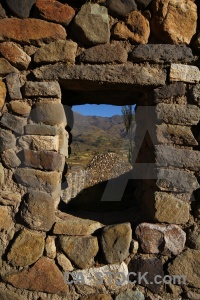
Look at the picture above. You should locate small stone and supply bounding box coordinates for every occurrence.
[0,191,21,206]
[187,227,200,250]
[1,149,21,168]
[71,3,110,46]
[24,81,61,98]
[0,58,18,76]
[24,149,65,172]
[35,0,75,26]
[80,42,127,64]
[130,239,139,254]
[0,289,25,300]
[81,294,112,300]
[101,223,132,264]
[116,289,145,300]
[168,250,200,288]
[45,236,56,259]
[19,135,59,152]
[25,124,58,136]
[0,18,66,46]
[192,84,200,106]
[5,257,68,294]
[1,112,26,134]
[0,42,31,70]
[20,191,55,231]
[7,228,45,267]
[0,81,6,110]
[10,100,31,116]
[153,82,186,102]
[5,0,36,18]
[56,252,73,271]
[53,215,102,235]
[0,4,6,18]
[170,64,200,83]
[136,0,152,9]
[151,0,197,44]
[34,40,77,64]
[108,0,137,17]
[6,73,22,99]
[0,129,16,152]
[59,236,99,269]
[0,206,13,231]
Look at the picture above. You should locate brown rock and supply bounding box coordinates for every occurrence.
[0,81,6,110]
[56,252,73,271]
[0,58,18,76]
[5,257,68,294]
[0,191,21,206]
[7,228,45,266]
[0,206,13,230]
[0,18,66,46]
[80,295,112,300]
[0,162,4,186]
[6,73,22,99]
[0,42,31,70]
[19,135,59,152]
[10,100,31,116]
[151,0,197,44]
[45,236,56,259]
[1,149,21,168]
[0,289,25,300]
[0,112,26,134]
[35,0,75,26]
[59,236,99,269]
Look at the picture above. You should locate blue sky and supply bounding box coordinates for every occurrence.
[73,104,123,117]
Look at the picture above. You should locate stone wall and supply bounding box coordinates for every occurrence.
[0,0,200,299]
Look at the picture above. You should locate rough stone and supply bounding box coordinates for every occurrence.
[10,100,31,117]
[5,0,36,18]
[24,81,61,98]
[0,81,6,110]
[136,0,152,9]
[59,236,99,269]
[135,223,186,255]
[45,236,56,259]
[129,258,164,293]
[0,162,4,186]
[25,124,58,136]
[7,228,44,267]
[194,32,200,51]
[0,18,66,46]
[81,295,112,300]
[116,289,145,300]
[131,44,194,63]
[30,102,66,126]
[154,192,190,224]
[151,0,197,44]
[168,250,200,288]
[0,206,13,231]
[0,191,21,206]
[56,252,73,271]
[187,226,200,250]
[1,149,21,168]
[14,168,61,195]
[170,64,200,83]
[6,73,22,99]
[19,135,59,152]
[0,4,7,18]
[0,58,18,76]
[101,223,131,264]
[153,82,186,102]
[71,3,110,46]
[53,215,102,235]
[0,42,31,70]
[35,0,75,26]
[0,129,16,152]
[5,257,68,294]
[192,84,200,106]
[34,40,77,64]
[1,112,26,134]
[156,104,200,125]
[0,289,25,300]
[20,191,55,231]
[108,0,137,17]
[80,42,127,64]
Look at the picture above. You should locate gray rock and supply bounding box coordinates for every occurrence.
[101,223,132,264]
[71,3,110,46]
[153,82,186,103]
[108,0,137,17]
[25,124,58,136]
[191,84,200,106]
[1,149,21,168]
[0,129,16,152]
[6,73,22,100]
[24,81,61,98]
[131,44,195,63]
[136,0,153,9]
[0,58,18,76]
[116,289,145,300]
[20,191,55,231]
[0,112,26,134]
[5,0,36,18]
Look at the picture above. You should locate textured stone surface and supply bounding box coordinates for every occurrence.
[135,223,186,255]
[19,135,59,152]
[170,64,200,83]
[131,44,194,63]
[101,223,131,263]
[151,0,197,44]
[0,81,6,110]
[168,250,200,288]
[56,252,73,271]
[113,11,150,44]
[5,257,68,293]
[10,101,31,117]
[34,40,77,64]
[1,149,21,168]
[80,42,127,64]
[45,236,56,259]
[0,206,13,230]
[154,192,190,224]
[116,289,145,300]
[0,18,66,46]
[7,228,44,266]
[59,236,98,269]
[0,289,25,300]
[53,215,102,235]
[6,73,22,99]
[153,82,185,102]
[108,0,137,17]
[0,42,31,70]
[194,32,200,51]
[81,295,112,300]
[24,149,64,171]
[35,0,75,26]
[24,81,61,98]
[25,124,58,136]
[192,84,200,106]
[5,0,36,18]
[0,129,16,152]
[0,162,4,186]
[0,58,18,76]
[1,113,26,134]
[72,3,110,46]
[20,191,55,231]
